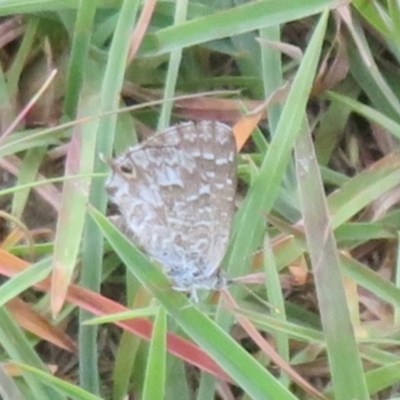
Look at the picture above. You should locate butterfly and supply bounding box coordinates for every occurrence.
[106,121,237,299]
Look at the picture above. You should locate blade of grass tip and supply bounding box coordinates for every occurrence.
[233,111,264,151]
[295,122,369,400]
[142,306,166,400]
[51,95,98,317]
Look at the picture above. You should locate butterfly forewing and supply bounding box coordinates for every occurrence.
[106,121,236,293]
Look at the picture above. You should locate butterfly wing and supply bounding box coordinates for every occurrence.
[106,121,236,291]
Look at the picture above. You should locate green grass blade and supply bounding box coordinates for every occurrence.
[139,0,347,57]
[143,306,166,400]
[0,258,51,309]
[295,124,369,399]
[226,10,329,308]
[89,206,298,400]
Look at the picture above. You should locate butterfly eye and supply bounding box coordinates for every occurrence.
[120,165,133,174]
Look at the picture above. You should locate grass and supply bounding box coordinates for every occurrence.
[0,1,400,399]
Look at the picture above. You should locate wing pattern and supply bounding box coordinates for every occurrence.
[106,121,236,295]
